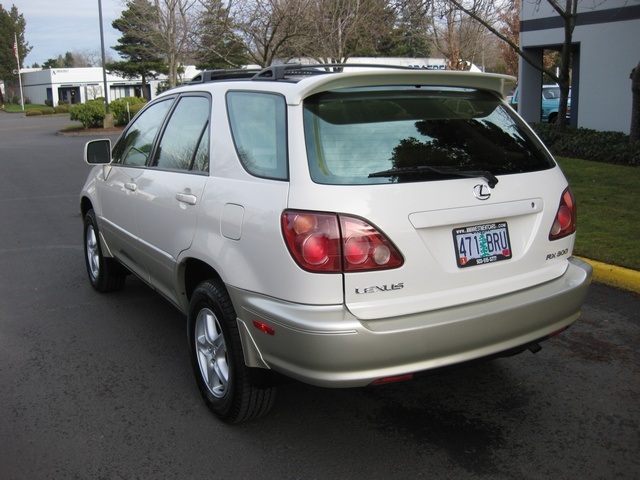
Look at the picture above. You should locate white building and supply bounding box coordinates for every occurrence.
[20,67,167,106]
[518,0,640,134]
[282,57,448,70]
[345,57,447,70]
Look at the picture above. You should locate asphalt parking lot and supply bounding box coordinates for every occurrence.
[0,113,638,479]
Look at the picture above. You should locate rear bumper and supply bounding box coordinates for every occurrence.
[230,257,592,388]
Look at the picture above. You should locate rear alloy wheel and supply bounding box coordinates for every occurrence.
[188,280,275,423]
[83,209,126,292]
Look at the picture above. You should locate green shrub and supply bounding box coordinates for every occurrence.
[110,96,147,126]
[70,101,106,128]
[39,107,55,115]
[129,102,145,117]
[54,105,70,114]
[25,110,43,116]
[531,124,640,166]
[44,99,53,107]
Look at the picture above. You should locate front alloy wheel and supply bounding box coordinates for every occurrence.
[83,209,126,292]
[86,223,101,281]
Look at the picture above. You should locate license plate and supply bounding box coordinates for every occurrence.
[453,222,512,268]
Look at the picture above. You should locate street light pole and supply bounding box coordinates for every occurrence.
[98,0,114,127]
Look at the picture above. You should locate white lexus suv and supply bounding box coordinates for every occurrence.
[81,65,592,423]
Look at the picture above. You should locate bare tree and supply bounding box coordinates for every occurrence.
[151,0,198,86]
[443,0,578,130]
[302,0,394,63]
[232,0,310,67]
[70,49,115,67]
[427,0,500,71]
[40,50,115,68]
[111,0,197,87]
[233,0,427,67]
[497,0,519,76]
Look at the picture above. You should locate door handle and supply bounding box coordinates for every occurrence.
[125,182,137,192]
[176,193,197,205]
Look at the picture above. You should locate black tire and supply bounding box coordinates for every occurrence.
[83,209,126,292]
[188,280,276,423]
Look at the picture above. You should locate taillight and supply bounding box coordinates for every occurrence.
[281,212,341,272]
[282,210,404,273]
[549,187,576,240]
[340,216,403,271]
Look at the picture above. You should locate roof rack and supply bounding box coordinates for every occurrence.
[188,68,262,84]
[190,63,423,84]
[255,63,420,81]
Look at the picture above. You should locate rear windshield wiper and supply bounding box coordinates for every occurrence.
[368,165,499,188]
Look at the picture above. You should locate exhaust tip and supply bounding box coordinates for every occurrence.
[528,343,542,354]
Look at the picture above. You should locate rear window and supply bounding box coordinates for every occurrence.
[543,86,560,99]
[303,87,555,185]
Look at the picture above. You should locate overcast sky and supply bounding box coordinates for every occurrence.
[10,0,124,66]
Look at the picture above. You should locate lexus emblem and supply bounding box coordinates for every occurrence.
[473,184,492,200]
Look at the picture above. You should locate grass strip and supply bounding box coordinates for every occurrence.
[557,157,639,271]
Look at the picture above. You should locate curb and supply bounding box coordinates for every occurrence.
[577,257,640,294]
[58,127,124,137]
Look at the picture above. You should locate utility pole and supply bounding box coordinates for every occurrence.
[13,34,25,111]
[98,0,114,128]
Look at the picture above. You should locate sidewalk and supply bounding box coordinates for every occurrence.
[578,257,640,294]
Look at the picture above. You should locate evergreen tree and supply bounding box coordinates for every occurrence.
[63,51,75,68]
[107,0,166,100]
[42,56,64,69]
[0,4,31,85]
[381,0,431,59]
[195,0,248,70]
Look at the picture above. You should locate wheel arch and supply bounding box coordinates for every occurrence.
[181,258,224,306]
[80,196,93,218]
[187,278,277,422]
[179,258,278,374]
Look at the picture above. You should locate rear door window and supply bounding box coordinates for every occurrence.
[151,95,210,172]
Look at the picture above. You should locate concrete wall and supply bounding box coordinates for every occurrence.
[519,0,640,133]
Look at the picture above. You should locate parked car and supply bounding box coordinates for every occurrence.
[509,84,571,123]
[81,65,592,423]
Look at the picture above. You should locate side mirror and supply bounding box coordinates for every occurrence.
[84,139,112,165]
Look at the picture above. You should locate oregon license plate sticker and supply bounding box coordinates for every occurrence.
[453,222,512,268]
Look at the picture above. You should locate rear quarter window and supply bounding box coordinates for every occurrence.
[227,91,288,180]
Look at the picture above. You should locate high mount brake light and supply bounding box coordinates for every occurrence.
[549,187,576,240]
[282,211,404,273]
